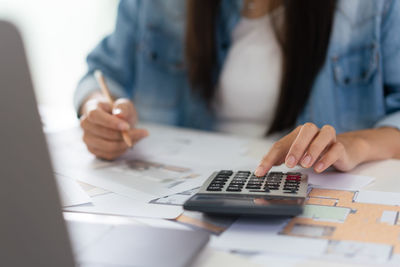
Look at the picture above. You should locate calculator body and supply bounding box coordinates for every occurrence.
[184,171,308,216]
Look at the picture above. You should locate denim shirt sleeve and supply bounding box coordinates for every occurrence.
[375,0,400,130]
[73,0,140,113]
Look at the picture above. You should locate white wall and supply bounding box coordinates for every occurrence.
[0,0,119,109]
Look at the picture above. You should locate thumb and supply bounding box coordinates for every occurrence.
[112,98,137,126]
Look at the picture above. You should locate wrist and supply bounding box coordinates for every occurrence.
[338,127,400,164]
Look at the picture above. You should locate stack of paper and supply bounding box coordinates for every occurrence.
[46,123,255,220]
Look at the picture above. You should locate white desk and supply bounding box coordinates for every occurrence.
[42,107,400,266]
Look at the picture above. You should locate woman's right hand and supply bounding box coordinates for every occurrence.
[79,93,149,160]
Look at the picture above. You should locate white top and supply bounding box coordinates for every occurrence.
[213,10,283,137]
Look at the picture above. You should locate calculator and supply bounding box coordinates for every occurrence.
[183,170,308,216]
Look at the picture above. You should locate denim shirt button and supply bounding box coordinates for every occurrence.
[151,52,158,60]
[361,70,368,78]
[344,77,351,84]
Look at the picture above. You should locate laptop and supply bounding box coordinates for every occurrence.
[0,21,209,267]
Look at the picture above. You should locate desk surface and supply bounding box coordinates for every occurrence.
[43,107,400,267]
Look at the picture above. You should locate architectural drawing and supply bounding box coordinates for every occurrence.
[281,188,400,261]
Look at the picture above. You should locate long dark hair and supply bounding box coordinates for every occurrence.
[185,0,337,134]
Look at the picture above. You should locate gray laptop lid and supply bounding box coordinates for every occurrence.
[0,21,75,267]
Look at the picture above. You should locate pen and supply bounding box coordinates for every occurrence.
[94,70,133,147]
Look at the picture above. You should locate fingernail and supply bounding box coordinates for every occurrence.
[254,166,265,177]
[315,162,324,172]
[286,155,296,168]
[118,122,130,131]
[301,155,312,167]
[113,108,122,115]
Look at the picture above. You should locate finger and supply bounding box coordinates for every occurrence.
[85,108,130,131]
[80,118,123,141]
[113,98,137,126]
[313,142,345,173]
[285,123,320,168]
[254,126,302,176]
[128,128,149,143]
[86,145,124,161]
[300,125,336,168]
[83,97,112,115]
[83,132,128,153]
[97,101,113,113]
[254,142,289,176]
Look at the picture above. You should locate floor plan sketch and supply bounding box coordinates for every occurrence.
[281,188,400,262]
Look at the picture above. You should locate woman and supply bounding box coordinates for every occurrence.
[75,0,400,176]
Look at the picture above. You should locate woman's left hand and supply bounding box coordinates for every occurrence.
[254,123,369,176]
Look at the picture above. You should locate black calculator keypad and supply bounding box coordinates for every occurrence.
[205,170,306,197]
[226,171,250,191]
[206,171,233,191]
[282,174,301,194]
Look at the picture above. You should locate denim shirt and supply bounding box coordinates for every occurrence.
[74,0,400,134]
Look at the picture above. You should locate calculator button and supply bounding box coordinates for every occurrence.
[247,183,263,187]
[283,187,299,191]
[216,173,231,177]
[219,170,233,175]
[284,181,298,184]
[230,181,245,185]
[210,183,225,187]
[286,178,301,182]
[246,182,263,185]
[267,177,282,180]
[234,176,249,180]
[207,186,222,191]
[265,184,279,188]
[215,176,230,180]
[266,183,280,187]
[235,173,250,178]
[213,178,228,183]
[249,179,265,183]
[228,184,243,188]
[209,185,224,189]
[268,172,283,177]
[284,183,299,187]
[247,181,263,184]
[235,175,248,178]
[246,185,262,189]
[226,187,242,192]
[213,177,227,181]
[232,178,247,182]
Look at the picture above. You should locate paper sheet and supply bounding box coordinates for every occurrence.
[55,174,91,207]
[249,253,308,267]
[46,124,255,202]
[268,166,375,191]
[211,217,328,257]
[65,192,183,219]
[354,190,400,206]
[307,172,374,190]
